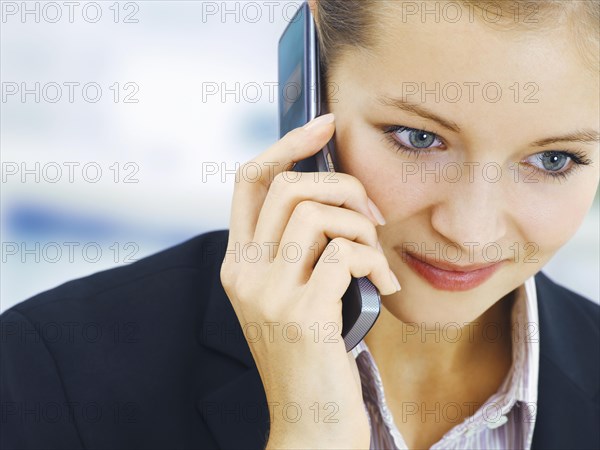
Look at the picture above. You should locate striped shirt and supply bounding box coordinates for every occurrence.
[351,275,540,449]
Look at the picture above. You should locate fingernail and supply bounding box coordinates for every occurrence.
[303,113,335,131]
[367,197,386,226]
[389,269,401,292]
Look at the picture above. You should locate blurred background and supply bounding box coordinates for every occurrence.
[1,0,598,313]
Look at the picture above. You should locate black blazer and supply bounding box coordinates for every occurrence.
[1,230,598,450]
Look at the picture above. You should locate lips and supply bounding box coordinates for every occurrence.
[397,248,506,291]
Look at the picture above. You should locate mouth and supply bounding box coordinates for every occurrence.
[396,248,506,292]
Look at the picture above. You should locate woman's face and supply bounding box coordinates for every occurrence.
[327,10,599,326]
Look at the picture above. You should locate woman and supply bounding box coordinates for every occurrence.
[1,1,598,449]
[223,0,599,448]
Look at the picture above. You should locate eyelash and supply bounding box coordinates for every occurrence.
[383,125,444,155]
[382,125,593,182]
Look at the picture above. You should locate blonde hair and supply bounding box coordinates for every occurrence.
[315,0,600,76]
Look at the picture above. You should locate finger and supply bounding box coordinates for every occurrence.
[227,114,336,248]
[306,237,400,307]
[252,171,383,249]
[270,202,380,285]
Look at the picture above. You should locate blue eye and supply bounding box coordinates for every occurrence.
[527,151,570,172]
[381,124,593,182]
[522,150,592,181]
[383,125,444,154]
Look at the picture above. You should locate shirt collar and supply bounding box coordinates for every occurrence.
[510,275,540,405]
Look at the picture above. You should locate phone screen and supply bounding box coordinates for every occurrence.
[278,3,322,173]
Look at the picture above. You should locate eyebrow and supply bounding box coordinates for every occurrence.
[376,95,462,133]
[376,94,600,147]
[530,130,600,147]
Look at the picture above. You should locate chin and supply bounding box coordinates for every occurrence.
[380,277,513,328]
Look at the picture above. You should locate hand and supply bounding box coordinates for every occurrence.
[220,113,401,449]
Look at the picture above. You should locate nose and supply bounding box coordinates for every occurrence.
[430,168,508,259]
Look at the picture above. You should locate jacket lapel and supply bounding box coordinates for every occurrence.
[531,271,599,449]
[534,271,599,397]
[196,261,269,449]
[196,367,269,449]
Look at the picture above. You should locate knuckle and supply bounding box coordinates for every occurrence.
[329,237,351,255]
[236,161,252,183]
[346,174,368,197]
[270,171,291,194]
[292,200,319,223]
[234,160,263,189]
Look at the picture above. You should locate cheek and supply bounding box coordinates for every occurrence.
[507,175,598,255]
[335,126,436,221]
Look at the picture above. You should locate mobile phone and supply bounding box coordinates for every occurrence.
[277,1,381,352]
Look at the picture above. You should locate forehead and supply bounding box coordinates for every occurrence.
[332,8,599,142]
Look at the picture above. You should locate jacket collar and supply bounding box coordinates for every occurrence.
[196,232,268,448]
[196,268,256,369]
[534,271,599,399]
